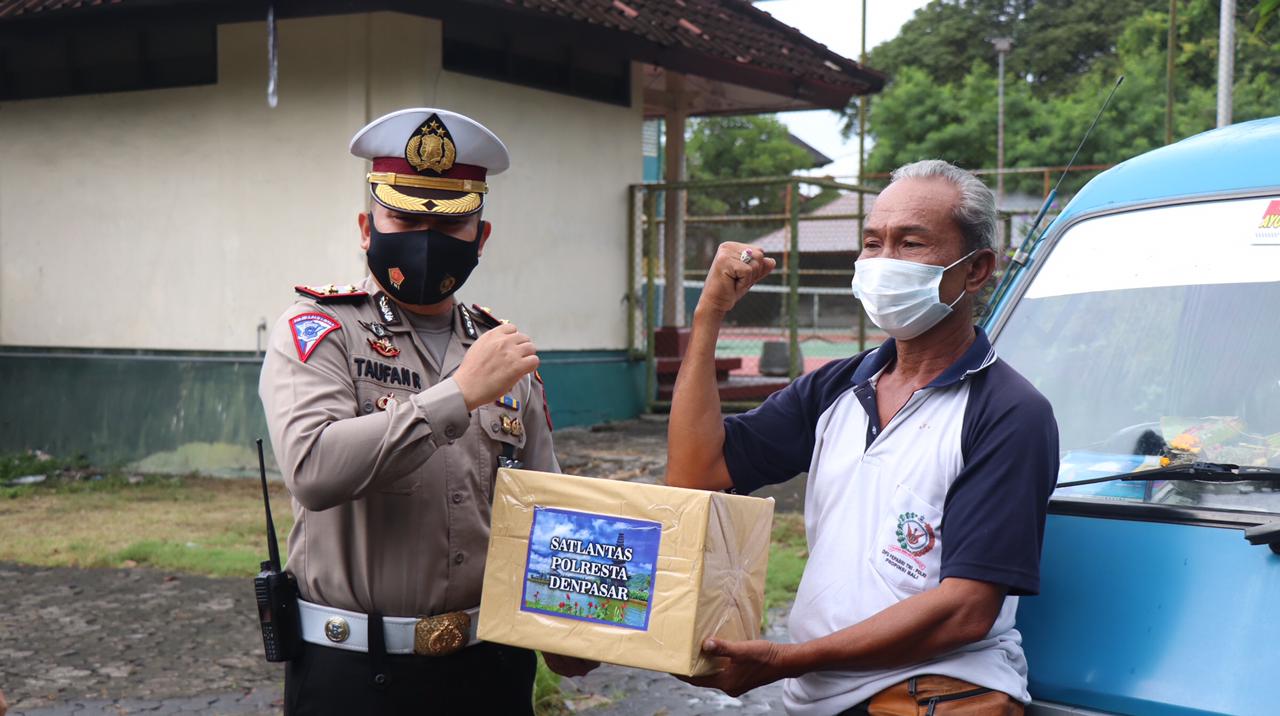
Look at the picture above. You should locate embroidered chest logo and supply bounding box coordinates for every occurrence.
[288,313,341,363]
[895,512,936,558]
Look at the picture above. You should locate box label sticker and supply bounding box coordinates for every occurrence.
[521,506,661,630]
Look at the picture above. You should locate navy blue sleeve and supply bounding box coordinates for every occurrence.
[940,359,1059,596]
[722,355,861,495]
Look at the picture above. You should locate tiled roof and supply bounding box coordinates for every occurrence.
[0,0,884,103]
[491,0,881,94]
[0,0,119,18]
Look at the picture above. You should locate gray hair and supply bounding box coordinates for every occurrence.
[889,159,996,254]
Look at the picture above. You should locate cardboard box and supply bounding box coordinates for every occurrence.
[478,468,774,676]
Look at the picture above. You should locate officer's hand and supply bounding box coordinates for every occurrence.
[0,686,8,716]
[697,243,777,317]
[542,652,600,678]
[453,323,539,411]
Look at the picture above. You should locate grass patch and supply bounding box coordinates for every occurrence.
[765,512,808,614]
[533,653,567,716]
[0,471,291,577]
[0,457,809,715]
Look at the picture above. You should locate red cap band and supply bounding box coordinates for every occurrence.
[371,158,487,181]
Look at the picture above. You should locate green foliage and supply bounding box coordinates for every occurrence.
[857,0,1280,196]
[534,654,568,716]
[686,114,818,216]
[764,513,807,615]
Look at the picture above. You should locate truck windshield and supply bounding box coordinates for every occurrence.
[994,195,1280,513]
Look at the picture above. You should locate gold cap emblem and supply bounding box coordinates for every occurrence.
[405,114,457,174]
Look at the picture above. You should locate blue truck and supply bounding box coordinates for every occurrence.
[985,116,1280,715]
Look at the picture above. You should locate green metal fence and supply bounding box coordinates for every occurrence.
[626,175,1056,412]
[628,175,879,411]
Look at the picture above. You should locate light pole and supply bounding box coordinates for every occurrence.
[992,37,1013,248]
[1217,0,1235,127]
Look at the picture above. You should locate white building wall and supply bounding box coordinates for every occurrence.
[0,12,642,352]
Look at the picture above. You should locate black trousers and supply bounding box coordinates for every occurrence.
[285,637,537,715]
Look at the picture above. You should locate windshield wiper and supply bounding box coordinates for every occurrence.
[1057,461,1280,489]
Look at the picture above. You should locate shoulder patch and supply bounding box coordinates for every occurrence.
[289,312,342,362]
[295,284,368,302]
[470,304,505,330]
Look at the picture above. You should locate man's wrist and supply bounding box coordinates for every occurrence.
[693,303,728,324]
[773,640,817,680]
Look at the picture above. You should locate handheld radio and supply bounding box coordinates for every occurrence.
[253,438,300,662]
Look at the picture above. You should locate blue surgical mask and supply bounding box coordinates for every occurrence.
[850,251,976,340]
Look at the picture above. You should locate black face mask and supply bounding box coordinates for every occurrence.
[366,214,481,306]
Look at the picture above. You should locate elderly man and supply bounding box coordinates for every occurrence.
[260,108,590,715]
[666,160,1059,715]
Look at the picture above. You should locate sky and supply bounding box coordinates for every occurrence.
[755,0,933,179]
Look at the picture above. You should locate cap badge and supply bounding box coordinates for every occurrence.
[406,114,456,174]
[388,267,406,290]
[439,275,456,294]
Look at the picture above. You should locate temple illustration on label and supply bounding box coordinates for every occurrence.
[521,507,661,631]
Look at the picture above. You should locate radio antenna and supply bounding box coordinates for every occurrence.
[256,439,282,571]
[989,75,1124,309]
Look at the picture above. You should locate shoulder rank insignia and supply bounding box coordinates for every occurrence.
[295,284,368,302]
[289,312,341,363]
[458,304,478,340]
[495,394,521,411]
[469,304,506,330]
[368,336,400,358]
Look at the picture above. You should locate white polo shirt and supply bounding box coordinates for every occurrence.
[723,328,1058,715]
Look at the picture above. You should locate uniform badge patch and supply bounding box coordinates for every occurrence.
[368,337,400,358]
[388,267,406,290]
[895,512,937,558]
[289,313,341,363]
[359,320,390,339]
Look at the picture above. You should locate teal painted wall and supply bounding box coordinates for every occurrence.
[0,349,643,475]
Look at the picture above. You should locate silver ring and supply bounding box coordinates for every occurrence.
[739,249,753,265]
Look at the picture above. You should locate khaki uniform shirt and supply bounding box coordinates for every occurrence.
[259,276,558,617]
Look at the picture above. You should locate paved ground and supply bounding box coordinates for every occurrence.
[3,418,799,716]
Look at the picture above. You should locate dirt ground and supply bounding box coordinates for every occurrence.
[1,418,796,715]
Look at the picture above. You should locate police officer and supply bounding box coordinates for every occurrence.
[259,108,592,715]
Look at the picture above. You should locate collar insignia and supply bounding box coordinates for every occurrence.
[376,293,402,325]
[405,113,457,175]
[458,304,478,340]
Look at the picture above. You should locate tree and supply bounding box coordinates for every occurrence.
[856,0,1280,196]
[685,114,818,216]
